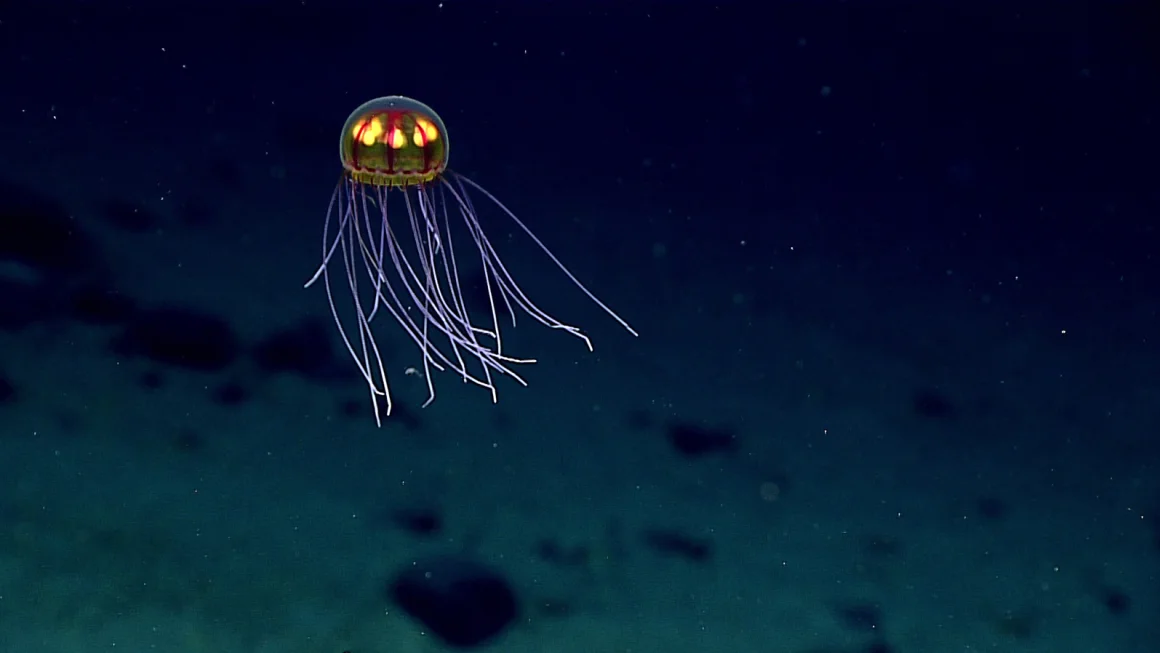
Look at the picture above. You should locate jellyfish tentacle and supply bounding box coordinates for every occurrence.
[320,96,636,421]
[452,173,639,338]
[431,184,502,393]
[342,191,393,422]
[353,190,524,393]
[444,179,593,349]
[319,186,379,388]
[306,177,355,290]
[413,186,499,397]
[405,188,470,399]
[312,195,392,425]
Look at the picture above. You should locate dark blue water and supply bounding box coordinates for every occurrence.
[1,3,1156,652]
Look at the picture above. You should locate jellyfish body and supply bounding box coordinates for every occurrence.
[305,96,636,425]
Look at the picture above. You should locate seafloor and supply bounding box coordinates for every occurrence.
[1,105,1156,653]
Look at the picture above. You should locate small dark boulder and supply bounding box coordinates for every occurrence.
[388,555,518,648]
[665,422,737,458]
[211,380,250,406]
[975,496,1008,521]
[1102,587,1130,616]
[67,284,138,325]
[0,179,101,280]
[0,181,109,330]
[391,507,443,536]
[251,318,343,381]
[112,307,240,372]
[642,528,713,563]
[912,388,955,419]
[138,370,165,390]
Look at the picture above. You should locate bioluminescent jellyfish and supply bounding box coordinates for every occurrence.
[304,96,636,425]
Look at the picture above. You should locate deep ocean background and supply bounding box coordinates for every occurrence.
[1,2,1158,652]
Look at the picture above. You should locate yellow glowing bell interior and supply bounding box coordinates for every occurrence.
[339,96,449,187]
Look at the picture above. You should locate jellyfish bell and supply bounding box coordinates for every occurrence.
[340,95,448,187]
[305,95,636,426]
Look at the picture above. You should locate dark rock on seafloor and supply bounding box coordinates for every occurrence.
[388,555,518,648]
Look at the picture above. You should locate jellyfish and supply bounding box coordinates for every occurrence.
[304,96,637,425]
